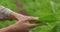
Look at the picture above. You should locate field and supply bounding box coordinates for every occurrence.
[0,0,60,32]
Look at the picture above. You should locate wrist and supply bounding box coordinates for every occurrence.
[0,6,23,20]
[0,6,25,20]
[0,6,9,20]
[0,25,17,32]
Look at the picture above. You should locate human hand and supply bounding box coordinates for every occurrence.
[13,16,43,32]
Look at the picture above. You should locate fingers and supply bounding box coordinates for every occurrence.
[22,16,39,22]
[27,16,39,21]
[28,23,43,28]
[18,16,39,23]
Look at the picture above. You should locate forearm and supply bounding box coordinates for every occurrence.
[0,25,17,32]
[0,25,29,32]
[0,6,23,20]
[0,24,29,32]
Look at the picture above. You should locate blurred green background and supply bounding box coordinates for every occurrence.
[0,0,60,32]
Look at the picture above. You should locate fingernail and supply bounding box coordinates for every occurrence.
[34,17,39,20]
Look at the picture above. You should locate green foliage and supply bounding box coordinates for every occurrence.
[0,0,60,32]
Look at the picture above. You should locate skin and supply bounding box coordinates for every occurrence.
[0,16,43,32]
[0,6,43,32]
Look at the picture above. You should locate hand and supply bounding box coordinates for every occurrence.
[0,16,43,32]
[13,16,43,32]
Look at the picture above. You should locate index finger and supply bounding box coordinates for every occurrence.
[21,17,39,22]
